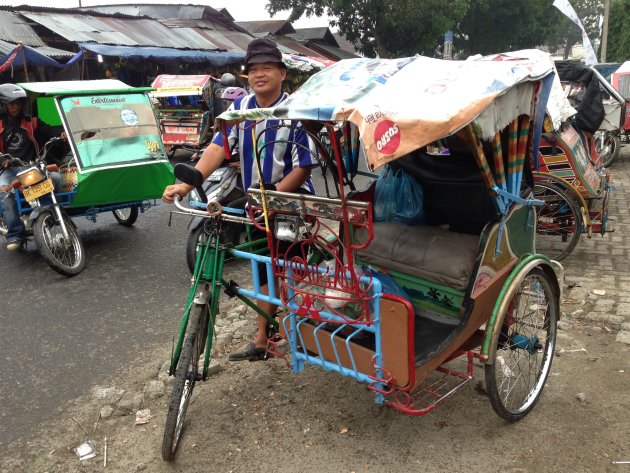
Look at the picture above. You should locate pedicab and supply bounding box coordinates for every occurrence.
[150,75,215,158]
[0,79,174,276]
[533,61,619,260]
[161,50,564,460]
[611,61,630,143]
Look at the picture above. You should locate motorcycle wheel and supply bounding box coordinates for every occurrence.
[186,225,207,274]
[113,207,139,226]
[33,212,86,276]
[186,221,242,274]
[597,133,621,168]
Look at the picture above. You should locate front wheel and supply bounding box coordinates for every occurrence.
[533,181,582,260]
[113,207,139,226]
[485,267,558,422]
[162,304,209,461]
[33,211,85,276]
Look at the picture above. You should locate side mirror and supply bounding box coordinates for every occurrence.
[174,163,207,203]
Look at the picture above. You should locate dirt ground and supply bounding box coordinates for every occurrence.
[2,296,630,473]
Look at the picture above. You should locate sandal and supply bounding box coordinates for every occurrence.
[228,342,272,362]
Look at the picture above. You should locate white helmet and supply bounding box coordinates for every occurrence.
[219,73,236,86]
[0,84,27,104]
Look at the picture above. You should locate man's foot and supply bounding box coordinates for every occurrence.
[6,240,24,251]
[227,342,272,362]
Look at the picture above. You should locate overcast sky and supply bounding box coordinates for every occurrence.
[0,0,333,28]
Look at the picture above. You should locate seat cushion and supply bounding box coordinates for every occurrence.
[356,222,479,291]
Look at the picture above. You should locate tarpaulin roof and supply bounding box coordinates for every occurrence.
[78,42,244,66]
[217,50,575,171]
[0,43,64,68]
[0,39,74,58]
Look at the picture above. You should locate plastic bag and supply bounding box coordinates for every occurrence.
[373,165,396,222]
[366,267,411,302]
[391,168,426,225]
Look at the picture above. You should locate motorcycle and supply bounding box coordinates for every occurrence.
[0,138,85,275]
[185,158,245,273]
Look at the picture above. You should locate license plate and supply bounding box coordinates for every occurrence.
[23,178,54,201]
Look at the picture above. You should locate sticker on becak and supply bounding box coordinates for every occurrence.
[120,108,138,126]
[374,120,400,154]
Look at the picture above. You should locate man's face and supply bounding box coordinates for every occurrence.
[247,62,286,97]
[6,100,24,120]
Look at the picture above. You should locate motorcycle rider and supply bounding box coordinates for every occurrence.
[0,84,64,251]
[163,37,318,361]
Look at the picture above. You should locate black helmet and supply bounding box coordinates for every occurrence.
[0,84,27,104]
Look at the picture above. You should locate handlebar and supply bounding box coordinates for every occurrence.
[172,195,251,225]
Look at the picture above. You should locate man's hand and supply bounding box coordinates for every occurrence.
[162,183,193,204]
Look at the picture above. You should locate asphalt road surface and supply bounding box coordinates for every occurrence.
[0,196,193,453]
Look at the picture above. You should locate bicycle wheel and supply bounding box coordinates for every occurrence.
[113,207,139,226]
[33,211,85,276]
[485,267,558,422]
[533,181,581,260]
[162,303,209,461]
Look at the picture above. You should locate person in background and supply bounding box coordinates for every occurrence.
[163,38,318,361]
[0,84,65,251]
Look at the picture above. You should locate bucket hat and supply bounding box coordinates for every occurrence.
[245,38,285,72]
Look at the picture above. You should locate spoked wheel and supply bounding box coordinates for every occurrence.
[162,303,209,461]
[113,207,139,226]
[33,212,85,276]
[485,267,558,422]
[596,132,621,168]
[533,181,582,260]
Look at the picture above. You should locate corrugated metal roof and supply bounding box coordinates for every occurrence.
[272,36,328,60]
[19,11,221,50]
[0,10,46,47]
[291,27,330,42]
[333,33,360,55]
[0,39,75,58]
[307,41,359,60]
[197,30,253,53]
[235,20,295,36]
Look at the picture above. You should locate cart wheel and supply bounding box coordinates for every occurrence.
[113,207,139,226]
[33,212,85,277]
[533,181,581,260]
[485,267,558,422]
[162,303,209,461]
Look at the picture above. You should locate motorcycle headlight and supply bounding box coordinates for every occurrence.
[17,167,45,187]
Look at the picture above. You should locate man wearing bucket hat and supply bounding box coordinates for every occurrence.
[163,38,318,361]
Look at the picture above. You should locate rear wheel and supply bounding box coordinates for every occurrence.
[33,212,85,276]
[113,207,139,226]
[533,181,581,260]
[485,267,558,422]
[596,132,621,168]
[162,303,209,461]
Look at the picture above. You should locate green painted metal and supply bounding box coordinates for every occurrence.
[505,205,535,256]
[481,254,552,358]
[68,162,174,208]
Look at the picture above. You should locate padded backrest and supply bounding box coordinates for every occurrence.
[389,149,497,235]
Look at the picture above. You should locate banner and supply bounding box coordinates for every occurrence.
[0,45,20,74]
[553,0,598,65]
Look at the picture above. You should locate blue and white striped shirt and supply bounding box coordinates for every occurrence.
[212,92,318,193]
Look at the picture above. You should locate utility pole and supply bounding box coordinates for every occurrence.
[601,0,610,62]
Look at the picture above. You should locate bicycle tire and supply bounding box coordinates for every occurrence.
[533,181,581,260]
[485,267,558,422]
[162,303,209,461]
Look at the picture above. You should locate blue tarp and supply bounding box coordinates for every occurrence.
[78,43,245,66]
[0,44,63,68]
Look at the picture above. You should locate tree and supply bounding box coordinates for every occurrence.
[266,0,469,58]
[455,0,602,58]
[607,0,630,62]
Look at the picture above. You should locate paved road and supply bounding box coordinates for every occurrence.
[0,194,193,452]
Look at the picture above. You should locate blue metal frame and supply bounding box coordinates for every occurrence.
[230,248,386,404]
